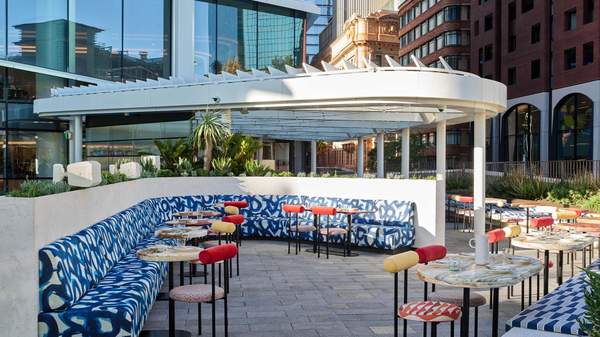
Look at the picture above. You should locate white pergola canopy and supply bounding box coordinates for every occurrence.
[34,56,506,142]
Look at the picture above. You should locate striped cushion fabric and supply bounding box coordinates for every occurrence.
[398,301,462,322]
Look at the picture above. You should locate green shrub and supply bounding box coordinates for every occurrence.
[487,172,553,200]
[244,160,273,176]
[578,192,600,213]
[9,180,71,198]
[157,169,176,177]
[277,171,293,177]
[578,268,600,337]
[101,171,128,185]
[211,157,232,176]
[175,158,193,177]
[447,174,472,192]
[140,159,158,178]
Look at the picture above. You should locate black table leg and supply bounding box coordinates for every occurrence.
[460,288,470,337]
[557,251,564,286]
[526,208,530,233]
[347,214,352,256]
[169,262,175,337]
[544,250,550,295]
[492,288,499,337]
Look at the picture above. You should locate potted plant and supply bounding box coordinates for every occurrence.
[578,268,600,336]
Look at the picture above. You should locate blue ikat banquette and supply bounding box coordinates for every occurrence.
[38,194,416,337]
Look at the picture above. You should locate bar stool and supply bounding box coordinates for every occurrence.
[454,196,474,231]
[170,244,237,337]
[486,229,506,308]
[282,204,315,255]
[415,245,447,337]
[192,221,236,287]
[223,214,244,276]
[503,224,521,300]
[384,251,461,337]
[312,206,347,259]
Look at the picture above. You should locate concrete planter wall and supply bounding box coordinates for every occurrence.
[0,177,439,337]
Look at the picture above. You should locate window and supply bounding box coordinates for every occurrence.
[531,23,540,44]
[484,44,493,61]
[531,59,540,79]
[554,94,594,160]
[474,20,479,36]
[507,67,516,85]
[583,42,594,65]
[484,14,493,31]
[565,9,577,31]
[502,104,540,161]
[508,2,516,21]
[522,0,533,13]
[564,47,577,69]
[584,0,595,24]
[508,35,516,52]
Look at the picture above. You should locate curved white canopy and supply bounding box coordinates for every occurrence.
[34,56,507,141]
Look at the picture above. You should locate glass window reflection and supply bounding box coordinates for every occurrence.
[216,0,256,73]
[554,93,594,160]
[7,131,66,178]
[195,0,216,76]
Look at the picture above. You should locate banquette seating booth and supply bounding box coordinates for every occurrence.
[37,194,417,337]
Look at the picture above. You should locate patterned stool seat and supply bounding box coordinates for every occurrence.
[290,225,317,232]
[320,227,347,236]
[170,284,225,303]
[429,290,487,307]
[398,301,462,322]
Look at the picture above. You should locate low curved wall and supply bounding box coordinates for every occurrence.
[0,177,439,337]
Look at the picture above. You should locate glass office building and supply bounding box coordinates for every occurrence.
[305,0,333,63]
[0,0,311,191]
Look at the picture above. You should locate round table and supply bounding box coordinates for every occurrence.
[336,208,376,256]
[138,245,203,337]
[164,219,215,227]
[417,253,542,337]
[173,210,221,219]
[554,222,600,265]
[511,232,595,294]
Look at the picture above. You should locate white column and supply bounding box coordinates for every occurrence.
[68,120,75,164]
[401,128,410,178]
[540,97,551,162]
[257,138,264,161]
[473,112,487,255]
[310,141,317,174]
[357,137,364,177]
[73,116,83,163]
[376,132,385,178]
[172,0,195,80]
[435,121,446,245]
[491,117,500,162]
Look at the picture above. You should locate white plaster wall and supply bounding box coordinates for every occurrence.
[0,177,438,337]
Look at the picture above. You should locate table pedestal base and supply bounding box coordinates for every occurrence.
[140,330,192,337]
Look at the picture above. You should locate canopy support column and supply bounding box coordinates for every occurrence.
[402,128,410,179]
[473,112,487,258]
[435,121,446,245]
[72,115,83,163]
[376,132,385,178]
[68,119,75,164]
[357,137,364,177]
[310,140,317,174]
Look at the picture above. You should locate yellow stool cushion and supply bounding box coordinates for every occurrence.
[224,206,239,215]
[211,221,236,234]
[383,251,419,273]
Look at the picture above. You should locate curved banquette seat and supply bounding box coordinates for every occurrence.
[38,194,416,337]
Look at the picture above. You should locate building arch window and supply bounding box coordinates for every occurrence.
[553,93,594,160]
[501,103,540,161]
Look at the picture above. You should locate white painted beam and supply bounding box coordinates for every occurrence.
[435,121,446,245]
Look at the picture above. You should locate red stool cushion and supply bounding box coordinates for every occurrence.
[222,214,245,225]
[199,243,238,264]
[415,245,447,263]
[456,196,474,203]
[398,301,462,322]
[311,206,337,216]
[487,229,506,243]
[531,217,553,228]
[283,204,306,213]
[224,201,248,208]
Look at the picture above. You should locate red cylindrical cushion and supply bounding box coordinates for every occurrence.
[222,214,245,225]
[487,229,506,243]
[531,217,553,228]
[311,206,337,216]
[199,244,238,264]
[224,201,248,208]
[456,196,474,203]
[282,204,306,213]
[415,245,447,263]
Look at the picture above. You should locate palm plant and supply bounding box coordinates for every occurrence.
[191,112,230,171]
[153,139,193,171]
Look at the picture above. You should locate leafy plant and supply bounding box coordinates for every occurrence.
[578,268,600,337]
[244,160,272,176]
[101,171,128,185]
[176,158,193,177]
[140,159,158,178]
[191,113,230,171]
[157,169,176,177]
[578,192,600,213]
[9,180,71,198]
[154,139,194,171]
[447,173,473,193]
[277,171,293,177]
[211,157,232,176]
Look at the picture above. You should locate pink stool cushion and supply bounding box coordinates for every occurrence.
[320,227,347,236]
[290,225,317,232]
[398,301,462,322]
[283,204,306,213]
[224,201,248,208]
[415,245,447,263]
[531,217,554,228]
[170,284,225,303]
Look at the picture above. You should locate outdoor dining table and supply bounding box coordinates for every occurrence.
[417,253,542,337]
[511,203,537,233]
[511,231,595,295]
[164,219,215,227]
[138,244,204,337]
[554,222,600,262]
[173,210,221,219]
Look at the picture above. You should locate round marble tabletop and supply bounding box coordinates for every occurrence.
[155,228,208,240]
[164,219,215,227]
[137,245,202,262]
[511,232,596,251]
[554,222,600,233]
[416,253,542,289]
[173,210,221,218]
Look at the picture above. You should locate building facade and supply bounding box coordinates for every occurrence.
[311,10,400,67]
[0,0,317,192]
[306,0,334,63]
[471,0,600,163]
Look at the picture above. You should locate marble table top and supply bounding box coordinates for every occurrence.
[137,245,202,262]
[155,228,208,239]
[164,219,215,227]
[554,222,600,233]
[511,231,596,251]
[416,253,542,289]
[173,210,221,218]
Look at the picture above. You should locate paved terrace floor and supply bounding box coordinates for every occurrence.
[143,225,591,337]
